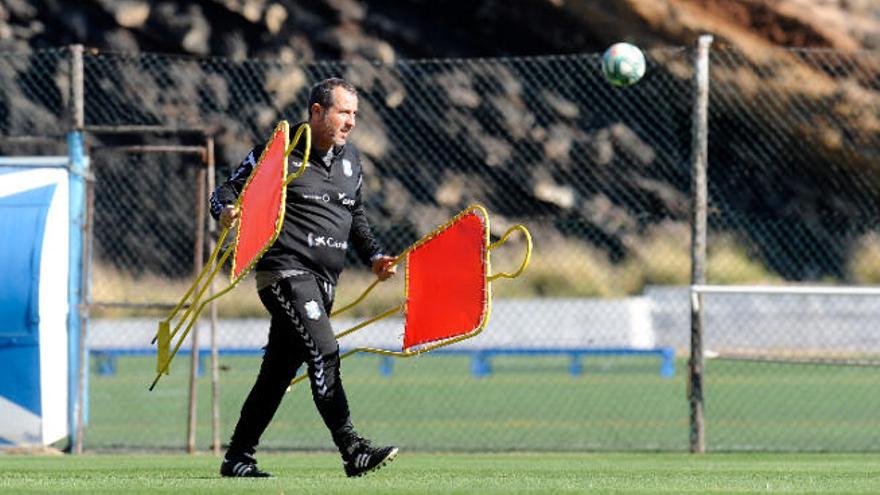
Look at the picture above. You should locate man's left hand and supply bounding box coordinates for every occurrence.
[372,255,397,281]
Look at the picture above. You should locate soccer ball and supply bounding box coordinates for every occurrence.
[601,42,646,87]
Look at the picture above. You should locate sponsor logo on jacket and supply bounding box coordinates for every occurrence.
[337,192,356,206]
[307,232,348,250]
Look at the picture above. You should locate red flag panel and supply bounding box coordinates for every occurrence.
[232,126,288,283]
[403,212,487,350]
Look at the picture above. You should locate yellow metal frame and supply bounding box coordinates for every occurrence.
[289,204,532,387]
[150,121,311,390]
[229,121,312,285]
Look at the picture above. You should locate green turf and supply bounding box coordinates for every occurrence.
[83,354,880,452]
[1,452,879,494]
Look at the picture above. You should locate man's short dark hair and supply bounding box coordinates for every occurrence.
[309,78,357,117]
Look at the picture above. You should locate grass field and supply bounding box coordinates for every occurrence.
[83,354,880,452]
[1,452,879,494]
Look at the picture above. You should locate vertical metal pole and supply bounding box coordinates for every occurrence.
[70,45,85,130]
[187,152,208,453]
[74,173,95,454]
[68,43,87,455]
[688,34,713,454]
[206,136,221,455]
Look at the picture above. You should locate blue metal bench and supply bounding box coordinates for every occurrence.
[466,347,675,378]
[374,347,675,378]
[91,347,675,378]
[91,348,255,377]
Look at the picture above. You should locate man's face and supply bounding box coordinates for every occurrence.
[313,87,358,147]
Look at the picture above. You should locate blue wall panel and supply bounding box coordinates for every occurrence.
[0,184,57,417]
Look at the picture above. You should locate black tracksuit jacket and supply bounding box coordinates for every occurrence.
[210,126,383,285]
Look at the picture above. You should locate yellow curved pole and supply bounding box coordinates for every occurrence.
[334,304,403,340]
[487,224,532,281]
[330,248,410,318]
[324,205,490,326]
[287,206,533,391]
[289,205,500,389]
[289,305,403,387]
[149,246,236,390]
[227,121,309,285]
[152,121,314,390]
[283,123,311,186]
[149,278,239,390]
[167,247,234,343]
[330,279,380,317]
[150,226,231,345]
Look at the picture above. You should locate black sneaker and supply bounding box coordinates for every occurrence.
[342,437,399,478]
[220,452,273,478]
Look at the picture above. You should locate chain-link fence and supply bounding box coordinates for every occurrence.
[697,46,880,451]
[1,44,879,452]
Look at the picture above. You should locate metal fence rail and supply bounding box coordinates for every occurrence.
[0,42,878,452]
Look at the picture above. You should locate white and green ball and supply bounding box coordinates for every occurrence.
[601,42,646,87]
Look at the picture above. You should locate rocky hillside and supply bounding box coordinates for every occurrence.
[1,0,879,283]
[2,1,878,58]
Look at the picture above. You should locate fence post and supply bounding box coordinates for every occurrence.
[186,146,208,454]
[205,136,222,455]
[688,34,713,454]
[67,43,88,455]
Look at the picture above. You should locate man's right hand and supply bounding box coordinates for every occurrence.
[219,205,240,229]
[371,255,397,281]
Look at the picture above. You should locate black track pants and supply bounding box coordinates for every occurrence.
[227,274,355,455]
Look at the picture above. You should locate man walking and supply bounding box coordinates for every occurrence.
[210,78,398,478]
